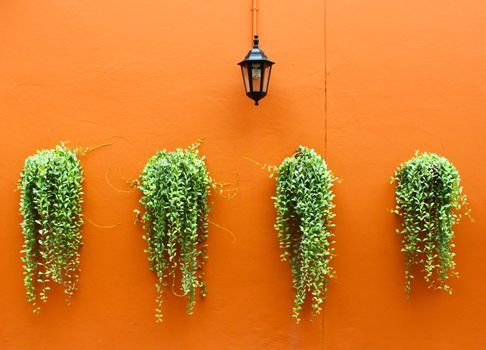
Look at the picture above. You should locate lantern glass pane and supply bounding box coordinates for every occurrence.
[241,65,250,93]
[262,64,272,93]
[251,62,262,92]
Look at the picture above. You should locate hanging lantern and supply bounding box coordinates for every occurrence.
[238,0,275,106]
[238,35,275,105]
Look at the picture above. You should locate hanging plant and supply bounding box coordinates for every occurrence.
[273,146,337,322]
[392,152,469,295]
[136,142,217,322]
[18,143,84,312]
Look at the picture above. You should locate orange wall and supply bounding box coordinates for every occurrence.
[0,1,485,349]
[325,1,486,349]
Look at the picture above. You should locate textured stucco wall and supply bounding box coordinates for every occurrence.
[0,1,485,349]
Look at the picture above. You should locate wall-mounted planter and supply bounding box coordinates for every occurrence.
[392,152,469,295]
[136,144,212,322]
[273,146,337,322]
[18,144,84,312]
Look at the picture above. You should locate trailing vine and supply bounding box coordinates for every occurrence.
[18,143,84,312]
[136,142,215,322]
[273,146,337,322]
[392,152,468,295]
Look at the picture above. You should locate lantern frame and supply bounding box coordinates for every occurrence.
[238,35,275,105]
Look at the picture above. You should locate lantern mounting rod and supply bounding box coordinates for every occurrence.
[251,0,258,38]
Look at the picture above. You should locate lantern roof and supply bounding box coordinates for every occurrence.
[238,36,275,65]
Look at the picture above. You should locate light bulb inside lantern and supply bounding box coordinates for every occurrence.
[251,64,261,79]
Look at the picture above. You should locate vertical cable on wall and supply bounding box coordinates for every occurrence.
[322,1,328,347]
[324,0,328,161]
[251,0,258,37]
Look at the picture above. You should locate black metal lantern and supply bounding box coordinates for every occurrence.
[238,35,275,105]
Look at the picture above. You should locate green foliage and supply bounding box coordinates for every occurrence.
[137,145,212,322]
[274,146,336,322]
[392,152,468,295]
[18,144,84,312]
